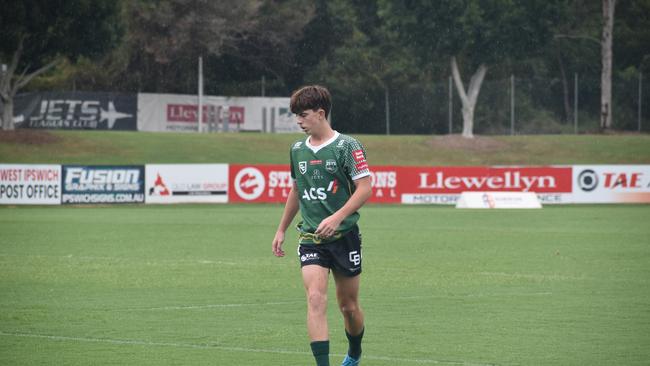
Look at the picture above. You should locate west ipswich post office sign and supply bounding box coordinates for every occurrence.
[0,164,62,205]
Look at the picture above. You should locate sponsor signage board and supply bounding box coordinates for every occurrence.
[0,164,62,205]
[228,165,402,203]
[572,165,650,203]
[456,192,543,209]
[228,165,575,204]
[14,92,137,130]
[229,165,292,203]
[62,165,145,204]
[146,164,228,203]
[138,93,297,133]
[400,166,573,204]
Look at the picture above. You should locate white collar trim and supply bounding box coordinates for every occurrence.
[306,131,339,153]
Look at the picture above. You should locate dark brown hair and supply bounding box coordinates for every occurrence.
[290,85,332,118]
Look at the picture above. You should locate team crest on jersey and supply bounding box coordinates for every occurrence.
[326,159,338,173]
[299,161,307,174]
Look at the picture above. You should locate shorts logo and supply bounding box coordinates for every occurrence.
[300,253,319,262]
[349,250,361,266]
[326,159,338,173]
[299,161,307,175]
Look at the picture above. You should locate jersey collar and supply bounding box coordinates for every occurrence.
[305,131,340,154]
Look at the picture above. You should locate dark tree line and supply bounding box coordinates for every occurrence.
[1,0,649,133]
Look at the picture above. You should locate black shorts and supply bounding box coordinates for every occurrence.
[297,227,363,277]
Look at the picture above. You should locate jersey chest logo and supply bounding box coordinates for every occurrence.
[299,161,307,175]
[325,159,338,173]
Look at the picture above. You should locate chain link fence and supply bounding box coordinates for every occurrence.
[326,73,648,135]
[192,72,648,135]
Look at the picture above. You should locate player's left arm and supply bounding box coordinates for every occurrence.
[314,176,372,238]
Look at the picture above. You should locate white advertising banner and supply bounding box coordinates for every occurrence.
[137,93,299,133]
[0,164,62,205]
[572,165,650,203]
[145,164,229,204]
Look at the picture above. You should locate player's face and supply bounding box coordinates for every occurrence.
[295,109,324,135]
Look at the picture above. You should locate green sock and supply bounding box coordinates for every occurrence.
[345,327,364,359]
[310,340,330,366]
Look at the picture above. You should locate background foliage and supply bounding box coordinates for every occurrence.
[5,0,650,134]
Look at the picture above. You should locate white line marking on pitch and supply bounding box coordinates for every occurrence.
[0,331,497,366]
[119,300,304,311]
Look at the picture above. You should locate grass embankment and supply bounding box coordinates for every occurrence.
[0,130,648,165]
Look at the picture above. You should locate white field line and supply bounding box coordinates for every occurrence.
[115,291,551,312]
[118,300,304,312]
[0,253,242,266]
[0,331,497,366]
[394,292,553,300]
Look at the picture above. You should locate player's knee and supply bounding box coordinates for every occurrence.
[307,291,327,311]
[339,301,360,317]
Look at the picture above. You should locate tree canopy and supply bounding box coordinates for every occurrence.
[3,0,649,133]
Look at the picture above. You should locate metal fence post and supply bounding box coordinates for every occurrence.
[449,76,453,134]
[510,75,515,135]
[574,73,579,134]
[385,86,390,135]
[639,72,643,132]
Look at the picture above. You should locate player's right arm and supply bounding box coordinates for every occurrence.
[272,181,299,257]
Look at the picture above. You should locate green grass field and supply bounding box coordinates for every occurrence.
[1,204,649,365]
[1,130,649,165]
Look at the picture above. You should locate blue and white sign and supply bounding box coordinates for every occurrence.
[62,165,145,204]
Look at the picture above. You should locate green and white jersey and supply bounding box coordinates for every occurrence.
[290,131,370,245]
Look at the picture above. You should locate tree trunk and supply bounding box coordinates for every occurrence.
[1,98,14,130]
[0,35,61,130]
[451,57,487,138]
[600,0,616,130]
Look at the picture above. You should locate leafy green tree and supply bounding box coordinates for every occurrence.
[103,0,314,94]
[377,0,561,137]
[0,0,121,130]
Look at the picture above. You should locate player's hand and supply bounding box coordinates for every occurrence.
[315,214,343,238]
[272,231,286,257]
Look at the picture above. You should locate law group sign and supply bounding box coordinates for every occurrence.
[0,164,62,205]
[145,164,229,203]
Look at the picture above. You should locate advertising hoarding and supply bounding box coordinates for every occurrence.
[137,93,298,133]
[228,165,575,204]
[13,92,137,130]
[572,165,650,203]
[0,164,62,205]
[146,164,229,204]
[62,165,145,204]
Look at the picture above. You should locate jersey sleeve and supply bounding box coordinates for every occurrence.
[343,138,371,180]
[290,148,296,180]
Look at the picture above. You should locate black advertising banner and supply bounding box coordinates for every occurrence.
[62,166,145,204]
[14,91,137,130]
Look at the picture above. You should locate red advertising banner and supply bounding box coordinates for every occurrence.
[229,165,293,203]
[397,166,573,204]
[229,165,573,204]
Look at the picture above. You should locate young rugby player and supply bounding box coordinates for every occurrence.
[272,85,372,366]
